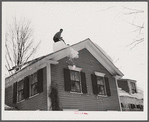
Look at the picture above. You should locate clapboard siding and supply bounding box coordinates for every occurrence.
[5,67,47,110]
[16,67,47,110]
[51,48,120,111]
[5,85,14,107]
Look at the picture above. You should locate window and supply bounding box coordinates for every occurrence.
[30,73,38,96]
[130,82,137,94]
[70,70,81,93]
[136,105,140,109]
[130,104,135,109]
[91,72,111,96]
[63,68,87,94]
[96,76,106,95]
[12,67,45,103]
[18,80,24,101]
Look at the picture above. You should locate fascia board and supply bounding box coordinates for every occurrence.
[85,44,114,75]
[86,41,124,77]
[45,38,123,77]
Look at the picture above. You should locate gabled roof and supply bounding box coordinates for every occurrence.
[6,38,124,79]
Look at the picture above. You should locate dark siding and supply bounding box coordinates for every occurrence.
[117,80,129,93]
[5,85,14,107]
[51,48,120,111]
[5,67,47,110]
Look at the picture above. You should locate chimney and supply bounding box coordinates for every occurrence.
[53,41,68,52]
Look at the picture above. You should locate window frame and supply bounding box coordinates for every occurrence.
[68,65,83,94]
[17,79,25,102]
[70,70,82,93]
[130,81,137,94]
[29,72,38,97]
[94,71,107,97]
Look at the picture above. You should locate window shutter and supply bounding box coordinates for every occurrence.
[104,77,111,96]
[63,68,71,91]
[37,68,44,93]
[13,82,17,103]
[91,74,98,95]
[24,76,29,99]
[81,72,87,94]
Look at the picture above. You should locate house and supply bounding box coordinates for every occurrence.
[117,79,143,111]
[5,38,124,111]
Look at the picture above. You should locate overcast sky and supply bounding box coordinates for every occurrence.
[2,2,147,90]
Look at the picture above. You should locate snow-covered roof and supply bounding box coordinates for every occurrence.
[5,104,16,110]
[118,88,143,99]
[6,38,124,80]
[118,88,132,97]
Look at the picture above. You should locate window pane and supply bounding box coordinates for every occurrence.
[98,85,105,95]
[70,71,79,81]
[18,80,24,90]
[130,82,136,93]
[31,83,37,95]
[97,77,104,85]
[30,74,34,84]
[31,83,38,96]
[70,71,75,81]
[74,72,79,81]
[32,72,37,84]
[71,81,81,92]
[18,90,24,101]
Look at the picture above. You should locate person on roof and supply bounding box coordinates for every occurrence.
[53,29,65,43]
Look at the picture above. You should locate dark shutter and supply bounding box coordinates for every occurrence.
[13,82,17,103]
[24,76,30,99]
[81,72,87,94]
[104,77,111,96]
[91,74,98,95]
[63,68,71,91]
[37,68,44,93]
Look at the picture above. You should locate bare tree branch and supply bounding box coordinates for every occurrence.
[124,11,144,15]
[126,38,144,47]
[130,38,144,50]
[122,6,144,13]
[5,65,11,75]
[5,17,40,74]
[120,6,145,50]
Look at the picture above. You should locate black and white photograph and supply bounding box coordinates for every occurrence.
[2,1,147,120]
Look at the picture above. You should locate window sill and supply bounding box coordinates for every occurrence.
[70,91,83,95]
[17,99,25,103]
[29,93,39,99]
[97,95,107,97]
[16,94,39,103]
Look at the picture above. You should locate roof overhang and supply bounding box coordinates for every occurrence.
[6,38,124,84]
[45,38,124,77]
